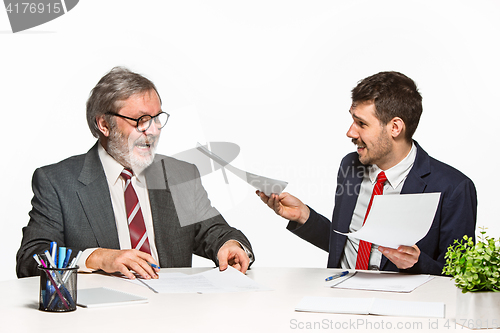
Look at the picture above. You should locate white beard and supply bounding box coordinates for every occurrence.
[107,128,158,173]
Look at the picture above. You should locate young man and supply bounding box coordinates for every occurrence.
[258,71,476,275]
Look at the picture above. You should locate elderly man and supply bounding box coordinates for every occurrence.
[17,67,253,279]
[258,71,476,275]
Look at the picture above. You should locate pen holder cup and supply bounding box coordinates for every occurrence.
[38,265,78,312]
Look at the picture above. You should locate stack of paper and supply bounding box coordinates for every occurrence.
[296,296,445,318]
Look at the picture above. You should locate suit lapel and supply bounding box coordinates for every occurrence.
[400,141,430,194]
[336,169,364,255]
[328,157,365,267]
[76,143,120,249]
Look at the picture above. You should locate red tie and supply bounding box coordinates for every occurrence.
[121,169,151,254]
[355,171,387,270]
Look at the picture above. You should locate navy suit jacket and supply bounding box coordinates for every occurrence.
[288,142,477,275]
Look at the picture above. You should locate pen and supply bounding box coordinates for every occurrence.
[36,255,54,306]
[58,247,66,268]
[325,271,349,281]
[62,250,82,282]
[44,250,58,269]
[50,242,57,268]
[72,250,82,268]
[39,257,48,270]
[33,254,42,267]
[62,248,72,268]
[148,262,160,269]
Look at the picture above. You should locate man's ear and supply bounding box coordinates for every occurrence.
[96,116,111,137]
[388,117,405,139]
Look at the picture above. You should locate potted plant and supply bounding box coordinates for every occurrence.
[443,228,500,329]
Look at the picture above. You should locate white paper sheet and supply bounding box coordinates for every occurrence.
[327,271,434,293]
[196,143,287,196]
[77,287,148,308]
[296,296,445,318]
[132,267,272,293]
[334,193,441,248]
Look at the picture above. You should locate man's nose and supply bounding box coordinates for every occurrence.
[144,122,161,136]
[346,123,358,139]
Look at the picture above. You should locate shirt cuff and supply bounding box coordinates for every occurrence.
[220,240,254,263]
[77,248,99,272]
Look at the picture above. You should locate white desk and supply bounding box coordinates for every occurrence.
[1,267,490,332]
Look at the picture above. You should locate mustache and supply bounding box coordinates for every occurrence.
[133,135,158,146]
[351,138,365,147]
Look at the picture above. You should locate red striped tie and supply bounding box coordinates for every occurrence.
[355,171,387,270]
[121,168,151,254]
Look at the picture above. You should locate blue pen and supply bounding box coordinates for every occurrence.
[50,242,57,268]
[148,262,160,269]
[58,247,66,268]
[325,271,349,281]
[62,249,72,268]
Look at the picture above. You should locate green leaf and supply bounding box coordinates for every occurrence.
[444,228,500,292]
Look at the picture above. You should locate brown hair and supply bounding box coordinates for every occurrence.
[351,71,422,141]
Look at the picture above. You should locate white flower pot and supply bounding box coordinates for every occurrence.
[456,288,500,329]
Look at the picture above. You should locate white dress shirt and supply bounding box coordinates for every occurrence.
[78,144,160,271]
[340,142,417,270]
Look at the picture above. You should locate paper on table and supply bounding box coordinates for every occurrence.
[201,266,272,292]
[295,296,445,318]
[77,287,148,308]
[297,296,373,315]
[327,271,434,293]
[334,193,441,248]
[196,143,287,196]
[132,266,272,293]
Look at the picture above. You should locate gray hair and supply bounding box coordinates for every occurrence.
[86,66,161,138]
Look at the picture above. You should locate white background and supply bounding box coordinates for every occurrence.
[1,1,498,281]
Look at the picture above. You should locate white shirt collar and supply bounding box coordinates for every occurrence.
[368,142,417,189]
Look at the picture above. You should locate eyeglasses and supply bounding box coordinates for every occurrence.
[106,111,170,132]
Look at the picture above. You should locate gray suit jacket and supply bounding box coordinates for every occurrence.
[16,143,253,277]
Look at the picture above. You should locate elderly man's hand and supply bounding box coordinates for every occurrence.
[378,245,420,269]
[217,240,250,274]
[86,248,160,280]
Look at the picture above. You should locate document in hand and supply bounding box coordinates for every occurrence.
[133,267,272,293]
[326,271,434,293]
[334,192,441,248]
[196,143,288,196]
[295,296,445,318]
